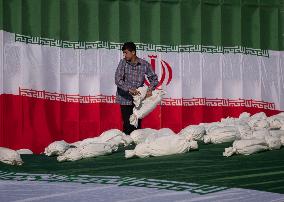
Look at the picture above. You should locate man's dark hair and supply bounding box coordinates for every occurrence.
[122,42,136,52]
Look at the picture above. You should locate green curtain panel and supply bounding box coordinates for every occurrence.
[0,0,283,50]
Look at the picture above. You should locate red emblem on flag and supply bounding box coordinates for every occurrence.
[145,55,172,88]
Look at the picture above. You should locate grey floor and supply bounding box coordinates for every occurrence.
[0,180,284,202]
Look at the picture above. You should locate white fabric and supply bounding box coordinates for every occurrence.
[76,129,130,151]
[130,128,158,144]
[204,126,239,144]
[236,122,253,139]
[269,130,284,140]
[223,139,268,157]
[144,128,175,143]
[267,114,284,129]
[264,135,282,150]
[44,140,70,156]
[178,125,205,141]
[57,148,83,162]
[203,122,225,134]
[125,135,198,158]
[0,147,23,165]
[239,112,251,120]
[79,143,112,158]
[130,90,165,128]
[132,86,148,107]
[16,149,33,155]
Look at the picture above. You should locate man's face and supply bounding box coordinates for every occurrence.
[123,49,135,61]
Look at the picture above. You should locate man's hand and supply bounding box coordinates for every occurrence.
[145,89,152,98]
[129,88,141,96]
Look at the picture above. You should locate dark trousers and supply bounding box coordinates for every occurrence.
[120,104,142,135]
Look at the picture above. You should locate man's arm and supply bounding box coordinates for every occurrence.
[145,62,159,97]
[115,59,130,92]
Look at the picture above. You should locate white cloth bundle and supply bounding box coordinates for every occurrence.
[44,140,70,156]
[269,130,284,139]
[125,135,198,158]
[248,112,269,130]
[203,122,225,134]
[75,129,131,151]
[16,149,33,155]
[267,113,284,129]
[204,126,240,144]
[130,90,166,128]
[264,135,282,150]
[57,148,83,162]
[79,143,112,158]
[178,125,205,141]
[236,122,253,139]
[130,128,158,144]
[132,86,148,107]
[239,112,251,120]
[223,139,268,157]
[144,128,175,143]
[0,147,23,165]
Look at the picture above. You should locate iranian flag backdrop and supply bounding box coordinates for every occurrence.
[0,0,283,153]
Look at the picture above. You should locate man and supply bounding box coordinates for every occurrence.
[115,42,158,135]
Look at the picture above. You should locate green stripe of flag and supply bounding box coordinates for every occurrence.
[0,0,283,50]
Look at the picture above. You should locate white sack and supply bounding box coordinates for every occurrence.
[132,86,148,107]
[178,125,205,141]
[267,114,284,129]
[125,135,198,158]
[130,128,158,144]
[0,147,23,165]
[130,90,165,128]
[223,139,268,157]
[57,148,83,162]
[204,126,239,144]
[16,149,33,155]
[264,135,282,150]
[79,143,112,158]
[44,140,70,156]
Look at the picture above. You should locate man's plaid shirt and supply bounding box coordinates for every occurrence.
[115,57,158,105]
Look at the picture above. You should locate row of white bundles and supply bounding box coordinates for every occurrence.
[223,130,284,157]
[0,147,33,165]
[125,128,198,158]
[43,129,133,162]
[130,86,166,128]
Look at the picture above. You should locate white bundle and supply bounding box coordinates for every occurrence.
[57,148,83,162]
[144,128,175,143]
[269,130,284,140]
[249,129,270,140]
[204,126,239,144]
[221,117,240,126]
[267,113,284,129]
[69,141,81,148]
[16,149,33,155]
[77,129,130,151]
[0,147,23,165]
[239,112,251,120]
[125,135,198,158]
[178,125,205,141]
[130,128,158,144]
[264,135,282,150]
[223,139,268,157]
[248,112,269,130]
[44,140,70,156]
[130,90,165,128]
[203,122,225,134]
[79,143,112,158]
[132,86,148,107]
[79,137,101,147]
[236,122,253,139]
